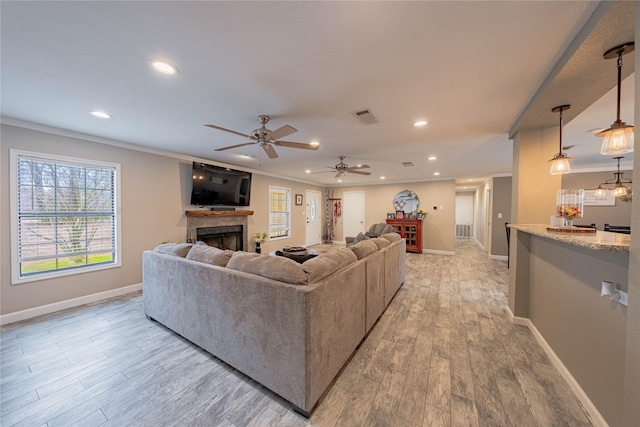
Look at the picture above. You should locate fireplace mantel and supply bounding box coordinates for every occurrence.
[186,210,254,217]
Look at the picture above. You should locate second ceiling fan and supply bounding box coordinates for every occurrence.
[314,156,371,178]
[204,115,319,159]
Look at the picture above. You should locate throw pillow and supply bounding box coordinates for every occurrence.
[352,232,370,244]
[153,243,193,258]
[186,245,234,267]
[227,252,309,285]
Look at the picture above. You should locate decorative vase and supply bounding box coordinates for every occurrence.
[556,189,584,226]
[255,243,261,254]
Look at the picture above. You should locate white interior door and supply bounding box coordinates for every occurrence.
[305,190,322,246]
[343,191,366,241]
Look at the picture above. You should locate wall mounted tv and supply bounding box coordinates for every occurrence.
[190,162,252,207]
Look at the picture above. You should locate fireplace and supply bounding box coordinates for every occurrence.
[185,210,254,252]
[196,225,243,251]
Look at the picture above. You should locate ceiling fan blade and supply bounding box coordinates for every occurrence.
[274,140,319,150]
[269,125,297,141]
[348,170,371,175]
[262,144,279,159]
[204,124,251,138]
[347,165,370,171]
[214,142,256,152]
[335,171,343,178]
[310,170,334,174]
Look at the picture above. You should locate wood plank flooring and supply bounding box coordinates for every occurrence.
[1,240,592,426]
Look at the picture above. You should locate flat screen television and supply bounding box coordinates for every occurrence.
[190,162,252,207]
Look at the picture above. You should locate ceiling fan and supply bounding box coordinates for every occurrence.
[204,115,319,159]
[313,156,371,178]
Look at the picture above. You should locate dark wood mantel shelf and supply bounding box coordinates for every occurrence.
[186,210,254,217]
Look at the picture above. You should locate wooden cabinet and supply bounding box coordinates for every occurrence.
[386,219,423,254]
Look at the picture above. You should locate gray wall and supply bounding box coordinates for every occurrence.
[510,231,629,426]
[561,171,632,230]
[490,176,512,257]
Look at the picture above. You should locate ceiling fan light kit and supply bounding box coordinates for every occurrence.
[205,115,319,159]
[548,105,572,175]
[598,42,635,155]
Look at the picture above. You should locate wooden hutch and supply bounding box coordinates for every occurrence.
[386,218,423,254]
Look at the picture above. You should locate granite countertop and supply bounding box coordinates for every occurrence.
[509,224,630,252]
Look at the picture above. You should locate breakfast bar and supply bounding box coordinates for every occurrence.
[508,224,629,426]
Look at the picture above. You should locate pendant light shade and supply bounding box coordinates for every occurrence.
[594,185,607,197]
[597,42,635,155]
[548,105,572,175]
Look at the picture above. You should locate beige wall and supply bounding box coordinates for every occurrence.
[511,127,562,224]
[329,181,456,254]
[0,124,322,315]
[561,170,633,230]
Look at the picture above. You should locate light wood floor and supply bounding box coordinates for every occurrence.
[1,240,592,426]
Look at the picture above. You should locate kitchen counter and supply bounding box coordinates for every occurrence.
[509,223,630,252]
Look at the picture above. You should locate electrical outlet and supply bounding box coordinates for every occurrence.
[498,213,503,218]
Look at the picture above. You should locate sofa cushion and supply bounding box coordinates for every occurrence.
[382,232,402,243]
[370,237,391,250]
[186,245,234,267]
[227,252,309,285]
[153,243,193,258]
[349,240,378,260]
[302,248,357,283]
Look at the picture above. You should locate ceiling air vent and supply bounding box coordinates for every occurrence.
[351,108,379,125]
[402,162,414,167]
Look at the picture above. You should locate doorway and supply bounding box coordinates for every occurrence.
[343,191,366,241]
[305,190,322,246]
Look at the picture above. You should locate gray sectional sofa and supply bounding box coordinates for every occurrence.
[142,232,406,416]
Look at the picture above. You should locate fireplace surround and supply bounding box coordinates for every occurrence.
[185,210,254,251]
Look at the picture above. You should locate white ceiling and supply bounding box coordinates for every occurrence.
[1,1,633,187]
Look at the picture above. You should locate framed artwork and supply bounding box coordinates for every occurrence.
[295,194,303,205]
[396,211,404,219]
[387,212,395,219]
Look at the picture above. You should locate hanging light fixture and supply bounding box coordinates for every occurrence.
[548,105,572,175]
[597,42,635,155]
[593,156,632,198]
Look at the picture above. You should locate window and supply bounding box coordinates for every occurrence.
[268,186,290,239]
[11,150,121,283]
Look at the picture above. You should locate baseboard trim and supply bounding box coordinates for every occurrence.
[490,255,508,261]
[0,283,143,325]
[507,312,607,427]
[422,249,455,256]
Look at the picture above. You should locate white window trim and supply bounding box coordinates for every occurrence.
[268,185,291,241]
[10,149,122,285]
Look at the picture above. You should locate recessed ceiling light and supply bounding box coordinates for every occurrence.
[305,169,311,174]
[337,179,343,183]
[90,110,112,119]
[310,141,320,147]
[148,59,179,75]
[463,186,468,189]
[433,172,440,176]
[428,156,437,161]
[380,176,386,180]
[414,120,428,127]
[241,154,255,159]
[467,179,474,182]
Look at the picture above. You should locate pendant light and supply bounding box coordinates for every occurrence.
[597,42,635,155]
[594,156,632,198]
[548,105,572,175]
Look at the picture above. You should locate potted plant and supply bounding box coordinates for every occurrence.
[252,232,267,253]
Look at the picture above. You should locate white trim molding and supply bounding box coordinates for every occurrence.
[490,254,508,261]
[506,309,607,427]
[422,249,455,256]
[0,283,142,325]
